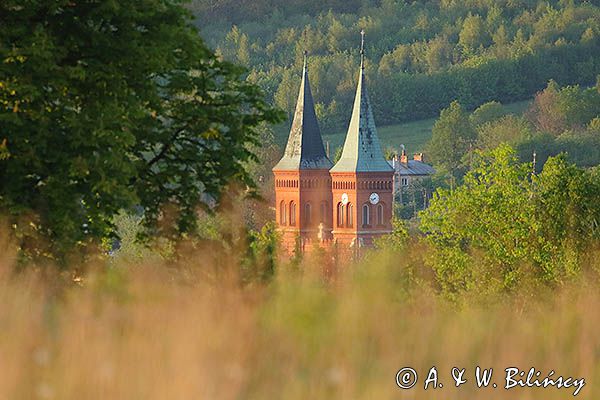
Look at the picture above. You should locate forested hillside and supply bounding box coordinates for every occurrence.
[190,0,600,132]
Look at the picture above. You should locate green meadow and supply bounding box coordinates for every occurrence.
[293,99,533,155]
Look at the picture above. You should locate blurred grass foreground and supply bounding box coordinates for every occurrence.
[0,232,599,400]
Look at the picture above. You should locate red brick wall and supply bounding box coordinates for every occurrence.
[330,171,394,252]
[274,169,333,253]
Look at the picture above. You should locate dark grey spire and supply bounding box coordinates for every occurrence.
[273,53,332,171]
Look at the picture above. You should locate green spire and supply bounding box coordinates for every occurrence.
[330,30,392,173]
[273,52,332,171]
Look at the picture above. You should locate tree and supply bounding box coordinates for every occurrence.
[526,80,565,135]
[420,145,600,294]
[492,25,510,58]
[458,14,489,55]
[425,36,452,73]
[420,145,535,292]
[373,217,408,252]
[274,68,298,122]
[477,115,533,151]
[427,101,477,183]
[0,1,283,261]
[378,45,412,76]
[469,101,507,128]
[534,154,600,263]
[527,80,600,135]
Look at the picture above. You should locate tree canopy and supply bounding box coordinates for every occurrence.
[420,145,600,295]
[189,0,600,134]
[427,100,477,181]
[0,1,282,260]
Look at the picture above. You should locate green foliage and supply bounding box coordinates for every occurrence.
[373,217,408,252]
[469,80,600,169]
[383,146,397,160]
[0,1,283,261]
[477,115,534,150]
[527,80,600,135]
[0,139,9,160]
[192,1,599,131]
[244,221,280,283]
[470,101,507,127]
[395,178,434,220]
[106,211,171,264]
[420,144,600,296]
[427,101,477,180]
[459,13,489,55]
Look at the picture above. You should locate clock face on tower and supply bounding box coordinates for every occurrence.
[369,192,380,205]
[341,193,349,205]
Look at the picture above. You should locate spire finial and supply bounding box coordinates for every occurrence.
[302,28,309,70]
[303,50,308,71]
[360,29,366,69]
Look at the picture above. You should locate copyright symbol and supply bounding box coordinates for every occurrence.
[395,367,418,389]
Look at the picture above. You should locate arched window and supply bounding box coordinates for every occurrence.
[320,201,327,223]
[280,201,286,225]
[347,203,353,228]
[337,202,344,228]
[362,204,370,228]
[304,202,312,225]
[377,203,384,226]
[290,201,296,226]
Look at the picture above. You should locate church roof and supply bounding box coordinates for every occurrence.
[273,55,332,171]
[330,34,392,174]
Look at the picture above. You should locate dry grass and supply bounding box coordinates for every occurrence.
[0,240,598,400]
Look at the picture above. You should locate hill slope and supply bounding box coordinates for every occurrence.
[191,0,600,133]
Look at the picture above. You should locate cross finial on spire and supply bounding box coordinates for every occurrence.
[360,29,365,69]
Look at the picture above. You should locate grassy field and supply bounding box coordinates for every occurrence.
[323,117,437,155]
[1,241,598,400]
[276,99,532,156]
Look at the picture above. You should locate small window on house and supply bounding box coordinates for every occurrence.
[401,177,409,187]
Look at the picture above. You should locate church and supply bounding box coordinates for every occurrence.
[273,32,394,255]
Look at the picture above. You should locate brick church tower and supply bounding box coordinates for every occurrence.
[329,31,394,253]
[272,54,333,253]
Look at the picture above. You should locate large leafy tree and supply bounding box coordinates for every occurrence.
[420,145,600,295]
[427,100,477,184]
[0,1,282,259]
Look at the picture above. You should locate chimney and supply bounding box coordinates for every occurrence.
[400,148,408,165]
[392,154,398,169]
[413,152,424,162]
